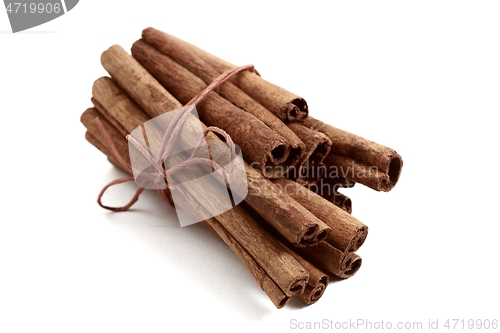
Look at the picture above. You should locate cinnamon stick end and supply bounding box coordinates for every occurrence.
[338,253,362,279]
[284,97,309,122]
[276,295,291,309]
[383,152,403,191]
[350,226,368,252]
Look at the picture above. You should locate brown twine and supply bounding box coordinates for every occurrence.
[95,64,258,212]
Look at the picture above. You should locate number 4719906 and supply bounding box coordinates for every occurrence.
[6,2,62,14]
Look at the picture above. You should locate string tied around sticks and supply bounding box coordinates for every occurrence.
[95,64,258,212]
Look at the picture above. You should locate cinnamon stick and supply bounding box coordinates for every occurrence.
[81,108,130,162]
[91,97,128,137]
[324,153,393,192]
[92,78,151,134]
[302,117,403,191]
[273,178,367,253]
[161,29,308,122]
[85,128,291,308]
[279,242,328,305]
[141,27,305,169]
[131,39,293,179]
[330,191,353,215]
[311,176,355,213]
[295,241,363,279]
[287,123,331,186]
[288,123,331,166]
[245,201,362,279]
[81,107,309,297]
[97,47,330,247]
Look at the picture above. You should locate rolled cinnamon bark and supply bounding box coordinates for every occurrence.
[310,177,354,213]
[82,108,309,297]
[295,241,363,279]
[141,27,305,169]
[302,117,403,191]
[97,47,330,247]
[287,123,331,186]
[131,39,293,179]
[279,242,328,305]
[324,153,393,192]
[92,78,151,134]
[85,129,291,308]
[247,201,362,279]
[288,123,331,166]
[159,29,308,122]
[273,178,367,253]
[81,108,130,162]
[91,97,128,137]
[311,176,355,213]
[330,191,353,215]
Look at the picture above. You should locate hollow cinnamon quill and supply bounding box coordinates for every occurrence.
[272,178,367,253]
[287,122,331,185]
[295,241,363,279]
[244,201,361,279]
[279,241,328,305]
[302,116,403,191]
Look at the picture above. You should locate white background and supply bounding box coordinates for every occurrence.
[1,1,499,332]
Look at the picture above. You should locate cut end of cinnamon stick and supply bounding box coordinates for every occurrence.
[287,144,305,173]
[287,123,331,185]
[264,143,293,178]
[385,152,403,191]
[350,226,368,252]
[284,97,309,122]
[288,277,308,296]
[311,141,331,166]
[324,153,399,192]
[300,223,330,246]
[299,275,328,305]
[338,253,362,279]
[332,191,353,214]
[309,284,326,304]
[277,295,291,309]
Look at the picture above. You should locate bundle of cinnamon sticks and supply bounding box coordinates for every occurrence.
[81,27,403,308]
